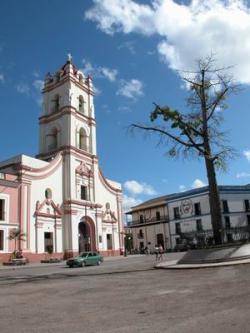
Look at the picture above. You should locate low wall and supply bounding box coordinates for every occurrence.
[178,243,250,264]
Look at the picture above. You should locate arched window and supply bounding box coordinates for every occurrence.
[48,127,58,151]
[79,128,87,151]
[52,94,60,113]
[45,188,52,199]
[52,128,58,149]
[79,74,84,83]
[79,95,84,114]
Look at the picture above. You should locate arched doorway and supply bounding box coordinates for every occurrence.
[78,217,96,253]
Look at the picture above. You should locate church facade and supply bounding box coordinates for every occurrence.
[0,58,123,262]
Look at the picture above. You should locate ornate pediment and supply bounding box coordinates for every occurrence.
[76,162,93,177]
[35,199,62,218]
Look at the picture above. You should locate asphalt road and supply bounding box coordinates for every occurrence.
[0,253,250,333]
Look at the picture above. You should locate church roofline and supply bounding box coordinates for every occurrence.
[0,153,63,178]
[43,57,93,95]
[0,154,48,170]
[98,168,122,194]
[0,179,19,188]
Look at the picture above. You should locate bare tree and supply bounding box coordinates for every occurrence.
[131,56,239,245]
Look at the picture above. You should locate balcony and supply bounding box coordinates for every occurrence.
[127,215,169,227]
[179,226,250,242]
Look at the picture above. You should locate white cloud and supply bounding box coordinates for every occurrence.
[81,59,94,76]
[86,0,250,84]
[192,179,207,189]
[16,80,43,104]
[243,149,250,161]
[32,70,40,78]
[93,84,102,96]
[0,74,4,83]
[33,79,44,91]
[236,172,250,178]
[179,185,186,192]
[118,105,132,113]
[117,79,143,99]
[85,0,154,35]
[32,80,44,105]
[118,41,136,54]
[16,83,30,95]
[124,180,156,195]
[82,59,118,82]
[123,194,142,212]
[100,67,118,81]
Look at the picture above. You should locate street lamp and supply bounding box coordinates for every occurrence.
[120,231,132,257]
[124,234,127,257]
[124,234,132,257]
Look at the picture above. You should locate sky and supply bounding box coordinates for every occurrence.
[2,0,250,214]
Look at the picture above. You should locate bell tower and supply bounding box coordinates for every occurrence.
[37,55,97,160]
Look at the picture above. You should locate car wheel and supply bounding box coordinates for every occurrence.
[97,260,101,266]
[68,264,73,268]
[79,262,83,267]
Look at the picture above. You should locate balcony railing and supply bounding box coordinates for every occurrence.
[127,215,169,227]
[179,226,250,242]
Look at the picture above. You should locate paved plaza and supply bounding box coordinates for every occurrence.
[0,253,250,333]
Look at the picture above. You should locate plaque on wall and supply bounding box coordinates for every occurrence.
[180,199,193,215]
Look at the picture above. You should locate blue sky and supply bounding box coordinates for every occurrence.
[1,0,250,213]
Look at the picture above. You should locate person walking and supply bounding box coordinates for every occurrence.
[155,245,159,261]
[158,245,164,261]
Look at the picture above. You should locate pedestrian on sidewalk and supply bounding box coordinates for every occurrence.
[155,245,159,261]
[158,245,164,261]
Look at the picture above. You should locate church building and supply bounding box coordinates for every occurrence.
[0,57,123,262]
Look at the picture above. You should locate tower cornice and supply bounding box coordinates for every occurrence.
[39,106,96,126]
[36,145,98,162]
[43,74,94,96]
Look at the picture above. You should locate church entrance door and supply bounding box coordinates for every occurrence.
[78,218,96,253]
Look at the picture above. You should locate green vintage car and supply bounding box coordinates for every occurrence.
[66,252,104,268]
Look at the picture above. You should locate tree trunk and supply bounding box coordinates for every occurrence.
[205,158,223,245]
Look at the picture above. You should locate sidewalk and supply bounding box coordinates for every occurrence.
[155,257,250,269]
[0,254,138,270]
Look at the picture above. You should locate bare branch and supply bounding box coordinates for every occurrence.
[130,123,202,149]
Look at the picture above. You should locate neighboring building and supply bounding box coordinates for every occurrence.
[126,185,250,252]
[0,57,123,262]
[125,195,170,252]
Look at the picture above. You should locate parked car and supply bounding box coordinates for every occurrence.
[174,243,190,252]
[66,252,104,268]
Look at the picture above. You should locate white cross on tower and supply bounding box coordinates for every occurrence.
[67,53,72,62]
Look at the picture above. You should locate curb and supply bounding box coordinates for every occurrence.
[155,258,250,269]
